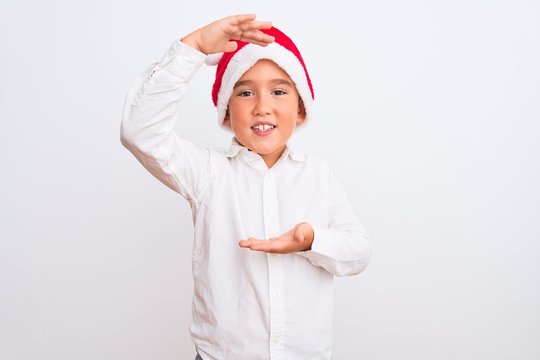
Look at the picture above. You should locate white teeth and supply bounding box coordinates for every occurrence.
[253,124,275,131]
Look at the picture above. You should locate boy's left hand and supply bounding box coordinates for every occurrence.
[239,223,314,253]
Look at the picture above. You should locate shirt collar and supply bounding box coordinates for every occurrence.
[225,137,306,163]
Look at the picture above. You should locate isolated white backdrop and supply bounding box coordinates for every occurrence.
[1,0,539,359]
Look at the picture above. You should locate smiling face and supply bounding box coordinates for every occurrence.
[223,59,306,168]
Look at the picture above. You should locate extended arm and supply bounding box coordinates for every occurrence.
[239,173,372,277]
[297,172,373,276]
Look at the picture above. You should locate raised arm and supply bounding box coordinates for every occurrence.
[120,14,274,202]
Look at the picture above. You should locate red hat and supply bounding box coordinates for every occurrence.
[206,26,314,128]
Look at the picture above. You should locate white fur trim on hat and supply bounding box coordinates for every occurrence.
[205,52,224,66]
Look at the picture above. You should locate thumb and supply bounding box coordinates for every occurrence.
[223,41,238,53]
[294,228,305,242]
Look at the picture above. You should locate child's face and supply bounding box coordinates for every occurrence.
[223,59,306,168]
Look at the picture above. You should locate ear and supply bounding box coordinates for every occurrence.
[296,112,306,126]
[223,110,232,128]
[296,98,306,125]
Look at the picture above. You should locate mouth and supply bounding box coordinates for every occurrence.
[251,123,276,135]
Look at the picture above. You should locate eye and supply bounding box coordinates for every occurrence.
[272,89,288,96]
[237,90,254,97]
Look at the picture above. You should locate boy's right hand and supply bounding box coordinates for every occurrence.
[181,14,275,55]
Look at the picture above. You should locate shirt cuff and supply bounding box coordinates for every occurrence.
[309,224,333,256]
[297,224,334,265]
[151,39,207,82]
[297,224,356,276]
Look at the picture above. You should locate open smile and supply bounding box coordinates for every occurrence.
[251,123,276,136]
[252,124,275,131]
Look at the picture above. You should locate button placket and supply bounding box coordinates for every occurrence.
[263,170,285,358]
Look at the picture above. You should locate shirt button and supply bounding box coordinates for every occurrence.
[272,292,280,299]
[271,335,281,344]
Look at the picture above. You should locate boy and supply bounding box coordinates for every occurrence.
[121,14,372,360]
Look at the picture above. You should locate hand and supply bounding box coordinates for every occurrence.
[239,223,314,254]
[181,14,275,55]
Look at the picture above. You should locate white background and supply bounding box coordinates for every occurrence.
[1,0,539,359]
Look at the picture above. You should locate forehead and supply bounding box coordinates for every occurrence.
[238,59,294,82]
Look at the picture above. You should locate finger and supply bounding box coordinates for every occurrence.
[239,31,275,46]
[237,20,273,32]
[238,38,274,47]
[230,14,257,25]
[250,241,278,253]
[240,30,275,42]
[222,14,258,37]
[239,238,283,253]
[257,21,273,30]
[238,239,251,248]
[231,14,270,28]
[238,237,263,248]
[237,20,272,31]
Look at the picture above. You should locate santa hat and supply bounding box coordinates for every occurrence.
[206,26,314,128]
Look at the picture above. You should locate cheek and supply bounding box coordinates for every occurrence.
[228,103,250,120]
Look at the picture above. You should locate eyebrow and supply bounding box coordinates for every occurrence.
[233,79,294,89]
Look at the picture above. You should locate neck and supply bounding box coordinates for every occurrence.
[261,147,286,169]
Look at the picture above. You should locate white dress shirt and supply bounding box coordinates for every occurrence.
[120,39,372,360]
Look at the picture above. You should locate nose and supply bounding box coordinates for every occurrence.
[253,93,271,116]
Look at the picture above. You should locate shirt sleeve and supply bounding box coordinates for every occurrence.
[296,170,373,277]
[120,40,211,203]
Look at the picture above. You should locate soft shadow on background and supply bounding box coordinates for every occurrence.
[1,1,539,359]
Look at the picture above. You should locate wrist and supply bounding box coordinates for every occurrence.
[180,33,203,53]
